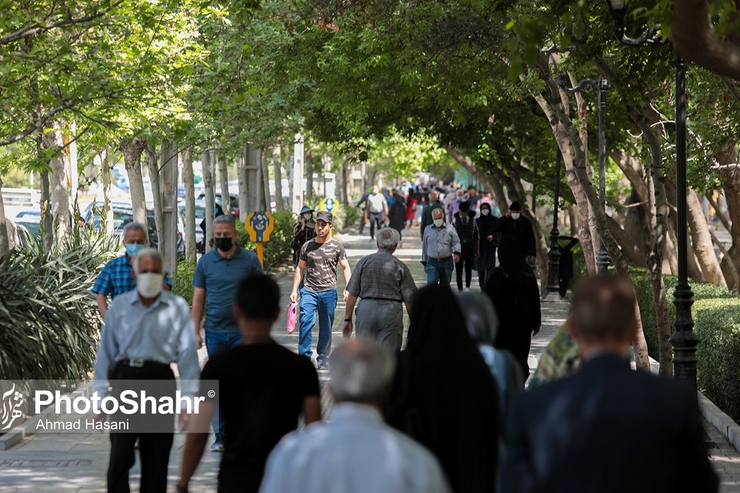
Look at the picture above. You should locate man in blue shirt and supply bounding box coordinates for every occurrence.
[93,248,199,493]
[422,208,461,286]
[93,222,171,318]
[192,214,263,450]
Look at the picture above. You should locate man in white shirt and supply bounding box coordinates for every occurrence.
[365,186,389,241]
[258,339,451,493]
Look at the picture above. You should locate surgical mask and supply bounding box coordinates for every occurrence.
[136,273,164,298]
[433,219,444,228]
[303,213,312,220]
[125,243,145,257]
[215,236,233,251]
[511,213,521,220]
[481,209,490,216]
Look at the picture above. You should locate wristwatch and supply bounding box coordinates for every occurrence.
[344,318,352,322]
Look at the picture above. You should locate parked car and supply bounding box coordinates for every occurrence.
[196,192,239,217]
[178,201,206,253]
[13,211,41,239]
[82,201,185,259]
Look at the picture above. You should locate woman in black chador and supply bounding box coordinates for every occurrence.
[384,285,500,493]
[484,235,541,377]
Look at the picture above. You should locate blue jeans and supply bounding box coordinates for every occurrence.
[299,288,337,364]
[426,258,453,286]
[205,329,242,443]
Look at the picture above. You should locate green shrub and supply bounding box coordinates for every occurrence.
[172,259,197,306]
[341,204,360,229]
[632,268,740,421]
[234,210,294,271]
[0,230,118,380]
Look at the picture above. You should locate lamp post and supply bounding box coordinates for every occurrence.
[542,149,563,301]
[558,75,612,275]
[603,0,698,387]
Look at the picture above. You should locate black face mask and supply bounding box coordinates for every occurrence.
[215,236,233,251]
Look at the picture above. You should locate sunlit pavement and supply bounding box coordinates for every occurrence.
[0,226,738,491]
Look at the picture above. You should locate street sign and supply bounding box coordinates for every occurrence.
[245,211,275,267]
[318,197,338,215]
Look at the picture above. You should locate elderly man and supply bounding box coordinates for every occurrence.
[192,214,263,451]
[422,208,460,286]
[93,222,171,318]
[342,228,416,353]
[93,248,199,493]
[259,340,451,493]
[501,276,719,493]
[290,211,352,370]
[419,190,444,238]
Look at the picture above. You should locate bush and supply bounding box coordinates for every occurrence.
[0,230,118,380]
[172,259,197,306]
[632,268,740,421]
[234,210,294,271]
[342,204,360,229]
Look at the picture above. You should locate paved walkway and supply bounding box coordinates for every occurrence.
[0,225,737,491]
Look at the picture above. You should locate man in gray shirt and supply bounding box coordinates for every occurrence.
[343,228,417,352]
[422,208,461,286]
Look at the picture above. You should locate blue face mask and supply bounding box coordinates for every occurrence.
[125,243,145,257]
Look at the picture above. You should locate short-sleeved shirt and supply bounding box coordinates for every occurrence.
[199,342,319,493]
[299,238,346,292]
[346,249,417,302]
[193,247,263,332]
[93,254,172,299]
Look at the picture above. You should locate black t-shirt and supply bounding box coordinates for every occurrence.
[200,342,320,493]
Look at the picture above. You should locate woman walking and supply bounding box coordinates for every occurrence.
[475,202,498,288]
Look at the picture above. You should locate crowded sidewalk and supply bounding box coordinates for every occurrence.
[0,225,738,492]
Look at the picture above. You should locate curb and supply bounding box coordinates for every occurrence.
[699,392,740,453]
[0,381,94,451]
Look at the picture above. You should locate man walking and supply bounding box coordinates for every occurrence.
[192,214,263,450]
[419,191,444,238]
[501,276,719,493]
[93,248,199,493]
[178,275,321,493]
[93,222,171,318]
[452,201,479,292]
[259,340,451,493]
[422,208,460,286]
[343,228,416,353]
[365,186,388,241]
[495,201,536,262]
[290,211,352,370]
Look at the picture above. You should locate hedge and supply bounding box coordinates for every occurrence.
[632,268,740,422]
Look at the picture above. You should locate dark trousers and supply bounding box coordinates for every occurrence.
[455,256,474,290]
[107,362,175,493]
[368,211,384,239]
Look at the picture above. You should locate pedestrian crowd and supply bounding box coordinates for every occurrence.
[90,196,719,493]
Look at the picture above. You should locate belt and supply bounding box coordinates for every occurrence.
[117,359,170,369]
[362,297,403,303]
[427,256,452,262]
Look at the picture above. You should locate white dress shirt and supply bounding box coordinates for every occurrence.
[259,403,451,493]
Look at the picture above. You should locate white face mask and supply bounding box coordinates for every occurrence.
[481,209,490,216]
[511,213,521,220]
[303,213,312,220]
[136,273,164,298]
[433,219,444,228]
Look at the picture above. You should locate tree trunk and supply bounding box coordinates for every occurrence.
[182,147,197,263]
[160,141,178,277]
[340,161,349,205]
[146,144,164,251]
[261,149,271,211]
[218,151,231,215]
[489,175,508,213]
[40,170,53,252]
[605,216,647,268]
[306,146,314,202]
[101,145,114,235]
[445,147,497,195]
[687,189,727,288]
[45,126,70,243]
[202,149,215,252]
[568,205,578,236]
[273,146,284,211]
[715,144,740,287]
[237,154,248,222]
[665,222,680,275]
[710,228,740,292]
[0,177,10,256]
[120,136,148,225]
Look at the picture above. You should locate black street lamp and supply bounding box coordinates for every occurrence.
[558,75,612,275]
[542,149,563,302]
[603,0,698,387]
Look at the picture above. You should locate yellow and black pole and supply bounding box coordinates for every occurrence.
[245,211,275,268]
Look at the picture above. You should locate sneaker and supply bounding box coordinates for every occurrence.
[317,361,329,371]
[211,441,224,452]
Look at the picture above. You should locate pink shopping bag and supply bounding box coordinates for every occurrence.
[286,301,298,334]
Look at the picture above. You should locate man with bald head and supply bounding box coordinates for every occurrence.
[259,340,451,493]
[501,276,719,493]
[422,207,460,286]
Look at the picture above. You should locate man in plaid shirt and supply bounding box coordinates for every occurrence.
[93,222,171,318]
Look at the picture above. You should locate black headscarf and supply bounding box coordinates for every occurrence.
[476,203,497,236]
[384,285,500,492]
[497,235,533,277]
